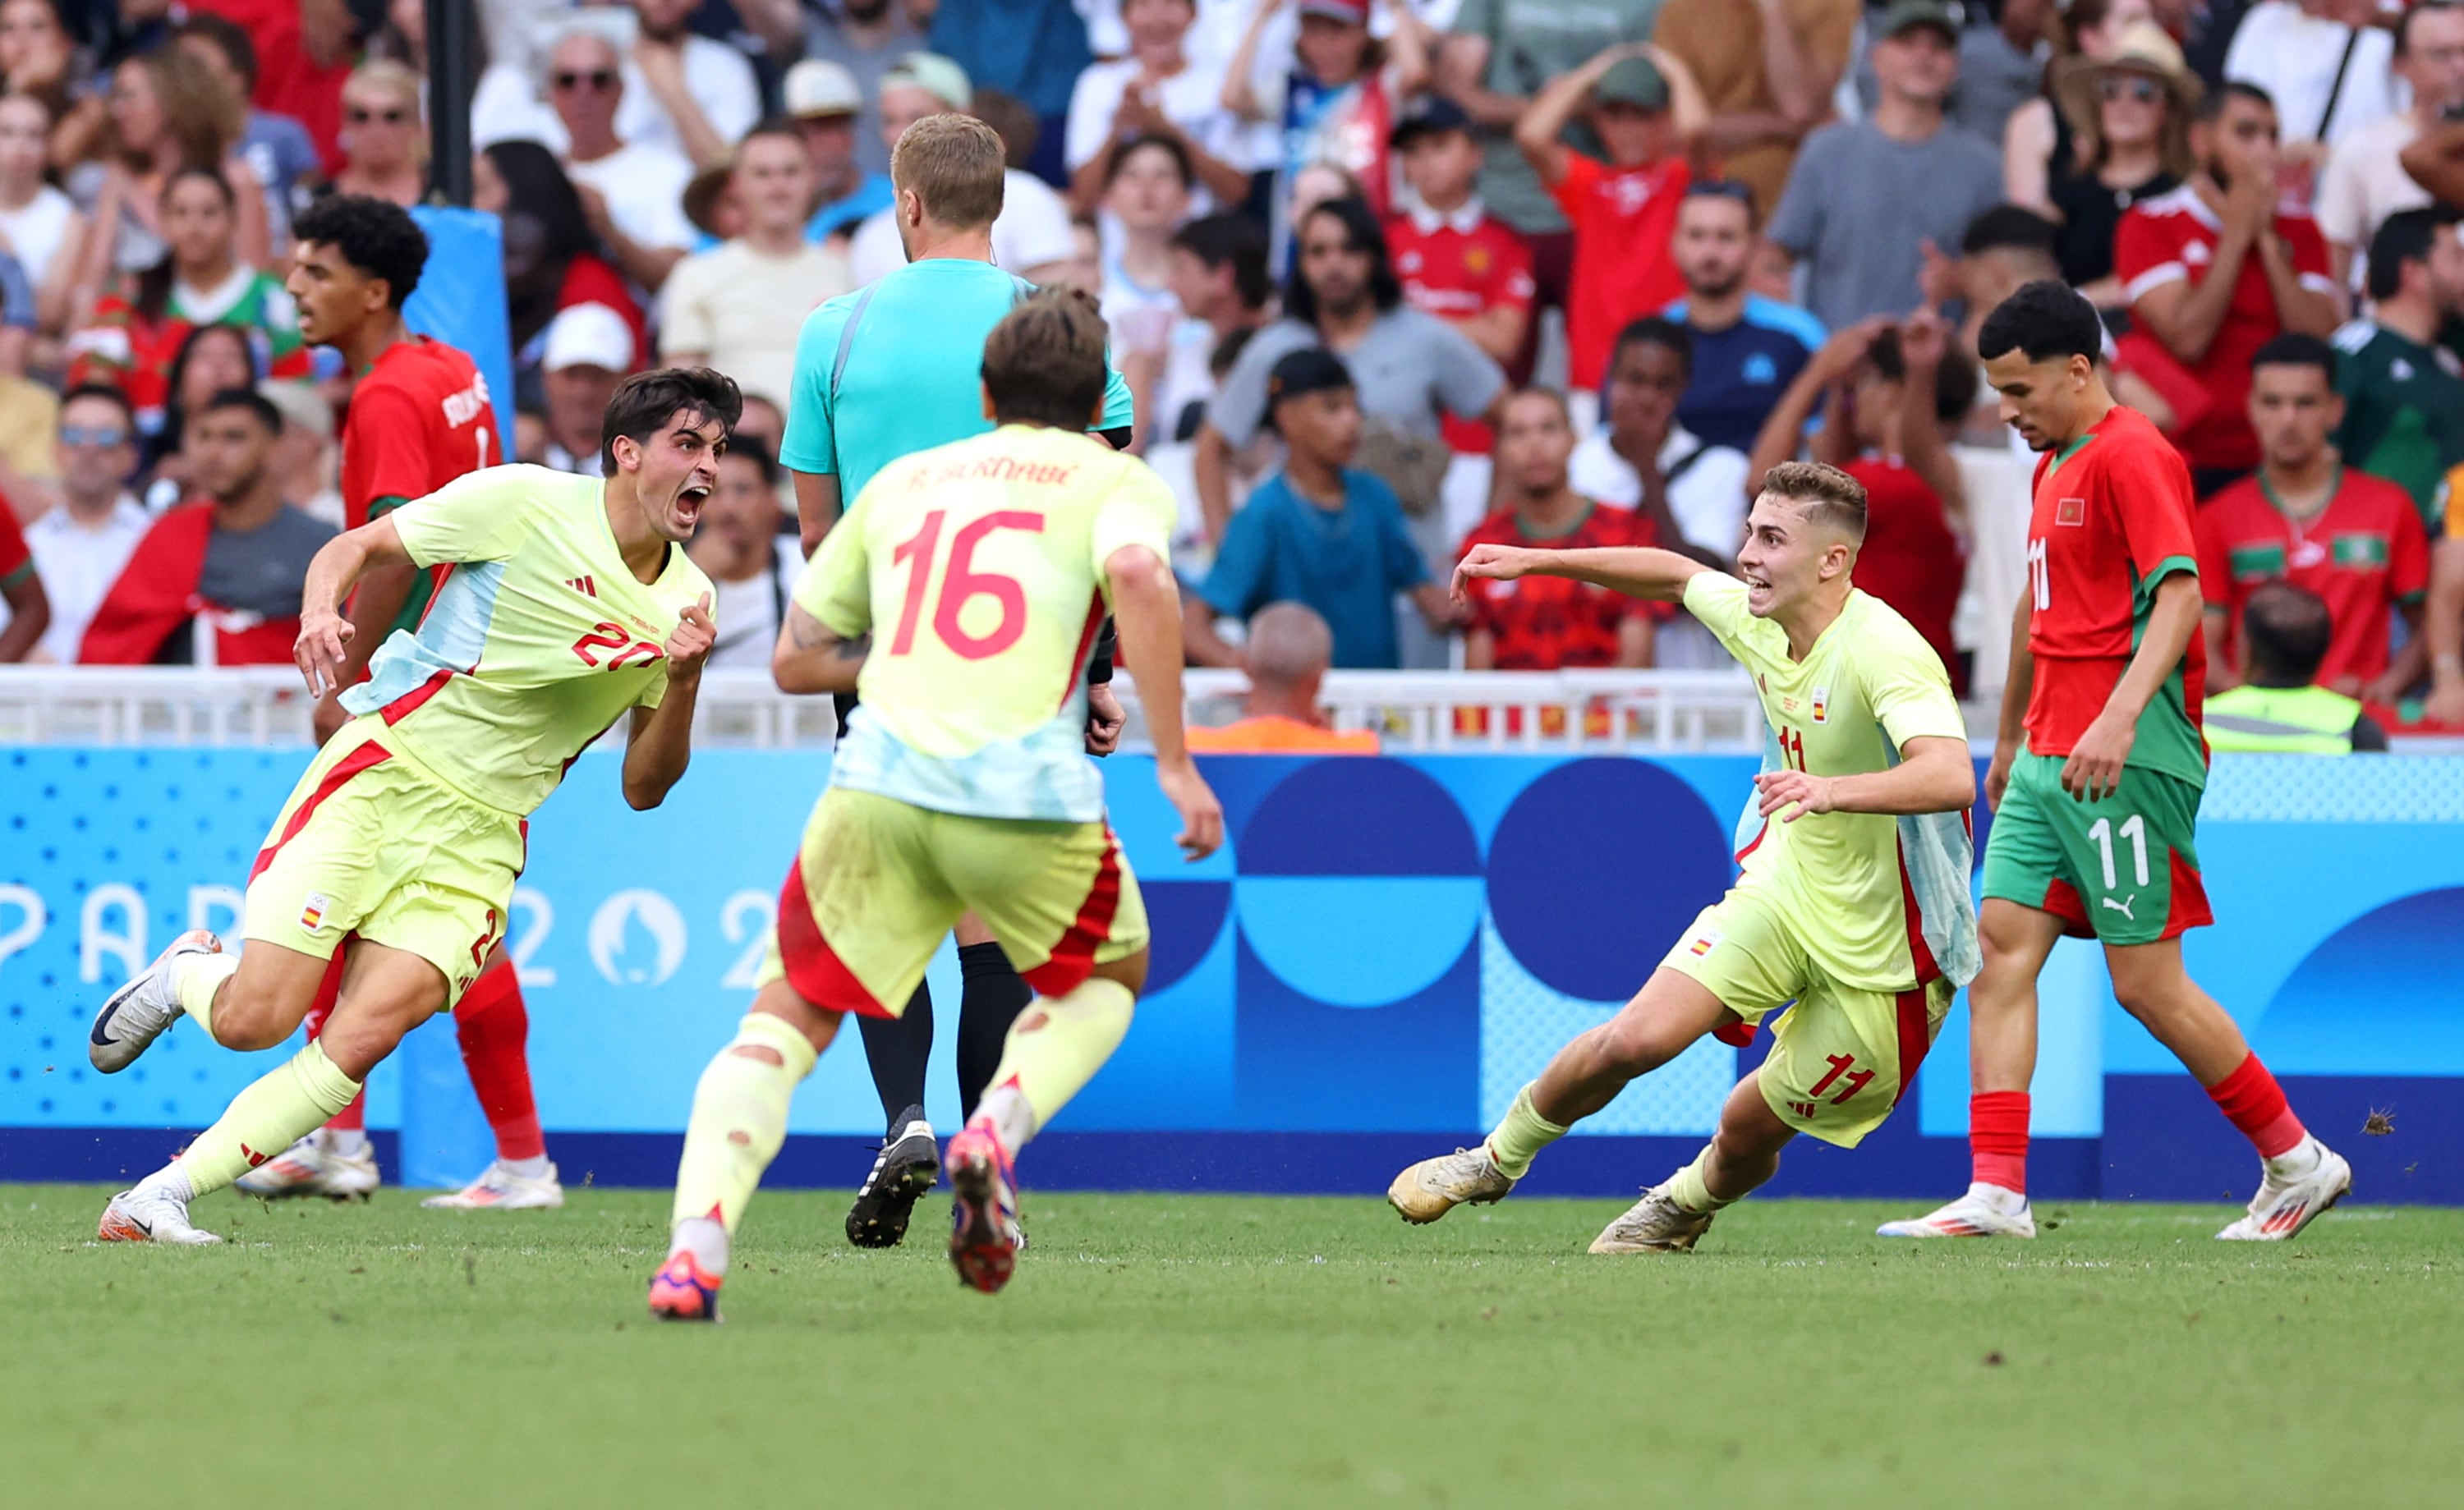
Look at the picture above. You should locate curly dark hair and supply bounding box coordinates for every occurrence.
[292,193,430,309]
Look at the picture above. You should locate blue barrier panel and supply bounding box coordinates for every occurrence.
[403,207,515,445]
[3,746,2459,1200]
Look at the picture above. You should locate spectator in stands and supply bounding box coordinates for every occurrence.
[2318,3,2464,290]
[1952,0,2057,144]
[927,0,1097,186]
[1516,42,1705,425]
[2115,82,2340,494]
[688,438,799,672]
[1568,316,1752,668]
[1,0,107,171]
[546,26,696,296]
[1662,180,1821,454]
[1458,388,1657,671]
[184,0,351,173]
[783,59,895,242]
[1652,0,1856,223]
[538,303,634,477]
[1067,0,1249,212]
[621,0,761,172]
[787,0,926,181]
[0,91,81,334]
[1749,310,1970,682]
[2333,209,2464,526]
[660,124,854,411]
[2205,581,2390,750]
[258,377,339,528]
[174,11,321,241]
[2198,334,2428,701]
[512,404,548,466]
[67,167,304,444]
[2002,0,2155,226]
[475,140,646,390]
[1947,204,2063,353]
[733,390,787,466]
[79,388,333,665]
[1188,347,1463,669]
[1146,210,1267,472]
[1099,135,1196,450]
[18,385,143,662]
[145,320,262,502]
[1768,2,2004,333]
[325,59,424,209]
[1226,0,1429,241]
[1184,600,1383,752]
[69,45,272,321]
[845,53,1080,286]
[2220,0,2397,190]
[0,484,45,660]
[2023,18,2197,303]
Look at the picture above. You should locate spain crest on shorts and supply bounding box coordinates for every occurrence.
[1688,927,1722,957]
[299,893,331,932]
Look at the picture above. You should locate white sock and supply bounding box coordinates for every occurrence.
[503,1154,552,1181]
[1967,1181,2028,1214]
[2265,1136,2324,1179]
[669,1214,730,1277]
[971,1083,1037,1154]
[133,1163,196,1204]
[319,1128,370,1158]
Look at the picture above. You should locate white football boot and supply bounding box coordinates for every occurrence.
[2216,1138,2351,1241]
[1876,1182,2039,1238]
[1588,1182,1714,1254]
[98,1185,221,1245]
[234,1134,380,1200]
[1387,1145,1515,1224]
[421,1159,565,1210]
[88,929,222,1072]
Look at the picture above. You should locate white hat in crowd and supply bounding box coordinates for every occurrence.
[784,58,862,119]
[542,302,635,374]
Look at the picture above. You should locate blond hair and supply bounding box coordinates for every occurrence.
[890,112,1005,231]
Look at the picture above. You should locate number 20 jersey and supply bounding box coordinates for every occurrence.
[798,424,1177,823]
[342,465,714,815]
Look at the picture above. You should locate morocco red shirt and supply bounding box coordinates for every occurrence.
[1457,500,1662,668]
[2115,184,2336,473]
[342,336,498,529]
[1386,202,1534,457]
[1551,152,1690,393]
[2023,406,2210,787]
[2195,468,2428,686]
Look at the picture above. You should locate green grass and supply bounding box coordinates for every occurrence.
[6,1185,2457,1508]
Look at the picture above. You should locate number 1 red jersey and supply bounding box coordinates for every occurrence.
[2021,404,2209,788]
[342,336,497,530]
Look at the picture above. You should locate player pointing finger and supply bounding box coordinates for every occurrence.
[665,590,717,677]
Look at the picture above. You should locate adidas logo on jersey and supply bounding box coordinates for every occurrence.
[564,576,598,597]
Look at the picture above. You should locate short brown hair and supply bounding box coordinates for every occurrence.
[982,287,1108,429]
[600,367,743,471]
[1760,460,1868,541]
[891,112,1006,230]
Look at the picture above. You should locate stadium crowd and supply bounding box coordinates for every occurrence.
[0,0,2459,748]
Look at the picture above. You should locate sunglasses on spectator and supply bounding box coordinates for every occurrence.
[553,70,619,92]
[348,105,412,125]
[62,425,128,447]
[2099,76,2163,105]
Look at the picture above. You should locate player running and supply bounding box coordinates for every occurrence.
[1390,460,1979,1253]
[649,291,1221,1319]
[1880,282,2351,1242]
[236,193,564,1210]
[86,369,736,1246]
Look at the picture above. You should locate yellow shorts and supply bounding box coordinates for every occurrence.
[761,787,1148,1017]
[242,721,523,1007]
[1661,888,1951,1149]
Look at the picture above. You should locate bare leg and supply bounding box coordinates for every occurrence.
[1701,1072,1798,1203]
[1966,899,2065,1095]
[2102,939,2251,1085]
[1531,967,1736,1127]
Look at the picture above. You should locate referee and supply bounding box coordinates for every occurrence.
[780,112,1136,1248]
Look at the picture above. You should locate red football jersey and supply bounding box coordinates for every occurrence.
[1551,152,1690,393]
[2114,185,2336,473]
[1841,457,1965,691]
[0,492,30,586]
[2022,406,2210,784]
[342,336,498,529]
[1386,205,1535,457]
[2194,468,2429,686]
[1457,500,1662,670]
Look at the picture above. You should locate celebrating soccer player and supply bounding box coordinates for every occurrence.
[1389,460,1979,1254]
[650,291,1221,1318]
[1880,281,2350,1242]
[85,369,738,1246]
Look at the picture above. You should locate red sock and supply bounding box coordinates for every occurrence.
[304,952,365,1132]
[2205,1053,2306,1159]
[1970,1090,2030,1196]
[455,962,546,1162]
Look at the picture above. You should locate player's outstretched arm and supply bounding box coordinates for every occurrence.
[622,592,715,810]
[294,515,413,698]
[1754,735,1974,824]
[772,602,868,694]
[1107,543,1224,862]
[1452,543,1709,606]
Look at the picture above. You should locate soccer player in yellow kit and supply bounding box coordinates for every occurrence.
[1389,461,1981,1254]
[650,291,1222,1318]
[85,369,738,1246]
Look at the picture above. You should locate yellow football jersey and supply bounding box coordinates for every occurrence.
[342,465,714,815]
[1682,572,1975,991]
[797,423,1176,821]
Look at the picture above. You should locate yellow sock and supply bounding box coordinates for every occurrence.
[1666,1145,1737,1214]
[670,1012,816,1233]
[1485,1082,1568,1178]
[971,976,1134,1150]
[174,952,240,1037]
[172,1041,361,1196]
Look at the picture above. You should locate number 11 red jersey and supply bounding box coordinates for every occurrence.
[2021,404,2209,788]
[342,335,498,530]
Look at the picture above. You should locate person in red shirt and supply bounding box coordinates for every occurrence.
[1514,40,1707,422]
[2113,82,2342,495]
[190,0,352,173]
[0,494,48,661]
[2196,334,2429,702]
[1883,279,2348,1246]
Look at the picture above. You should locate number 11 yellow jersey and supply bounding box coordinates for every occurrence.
[796,423,1176,822]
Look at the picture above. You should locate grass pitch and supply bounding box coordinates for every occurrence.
[6,1184,2456,1508]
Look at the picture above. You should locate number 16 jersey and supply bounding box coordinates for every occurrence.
[798,423,1176,823]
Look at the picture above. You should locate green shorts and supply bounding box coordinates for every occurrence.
[1980,749,2211,945]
